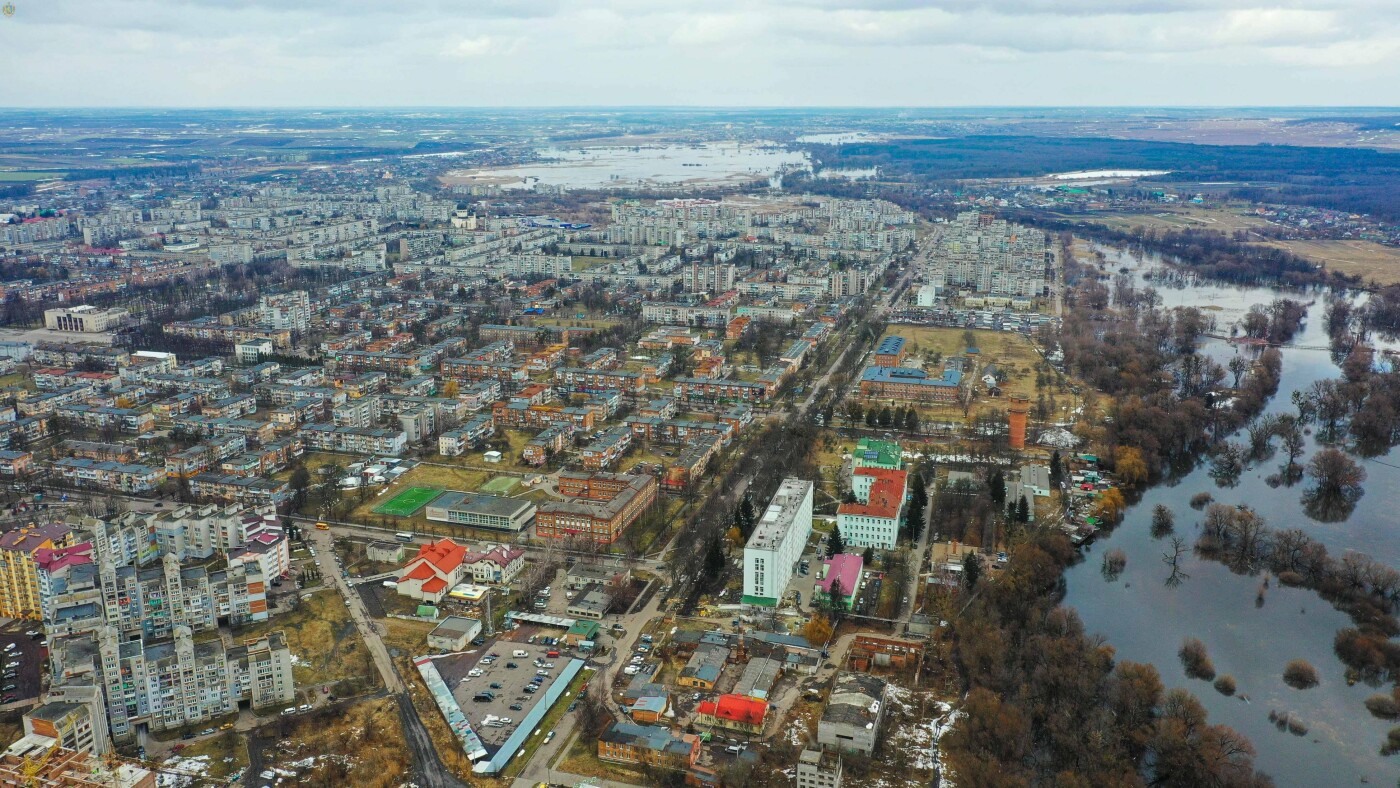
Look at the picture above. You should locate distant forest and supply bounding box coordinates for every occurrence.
[810,136,1400,222]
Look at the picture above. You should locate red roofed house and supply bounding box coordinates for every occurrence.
[396,538,470,603]
[837,467,907,550]
[695,694,769,735]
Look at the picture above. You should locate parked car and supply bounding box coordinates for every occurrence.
[510,703,524,711]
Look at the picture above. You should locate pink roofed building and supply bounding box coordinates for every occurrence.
[814,553,863,610]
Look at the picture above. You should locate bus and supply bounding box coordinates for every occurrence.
[395,531,415,542]
[315,522,330,531]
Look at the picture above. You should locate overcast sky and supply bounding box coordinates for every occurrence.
[3,0,1399,106]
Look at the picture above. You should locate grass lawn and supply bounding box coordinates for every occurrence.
[234,590,380,699]
[0,372,36,392]
[172,730,248,779]
[373,486,443,516]
[499,667,595,780]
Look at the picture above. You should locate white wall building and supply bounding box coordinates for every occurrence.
[742,478,813,608]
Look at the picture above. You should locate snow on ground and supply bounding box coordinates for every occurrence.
[158,755,210,787]
[289,652,310,667]
[877,686,962,785]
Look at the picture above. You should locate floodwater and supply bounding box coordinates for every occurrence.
[1062,245,1400,784]
[449,143,808,190]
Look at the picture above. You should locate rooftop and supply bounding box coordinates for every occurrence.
[745,478,812,553]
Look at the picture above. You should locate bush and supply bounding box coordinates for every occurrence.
[1213,675,1237,696]
[1179,638,1216,681]
[1364,693,1400,720]
[1189,492,1214,510]
[1383,726,1400,757]
[1283,659,1320,689]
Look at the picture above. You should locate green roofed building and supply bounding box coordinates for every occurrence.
[852,437,901,471]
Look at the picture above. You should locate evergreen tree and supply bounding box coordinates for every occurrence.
[734,494,757,538]
[1015,495,1030,523]
[989,469,1006,505]
[964,553,982,589]
[865,409,878,428]
[904,408,920,434]
[1050,450,1063,485]
[826,524,846,557]
[862,546,874,566]
[703,536,725,583]
[878,406,894,428]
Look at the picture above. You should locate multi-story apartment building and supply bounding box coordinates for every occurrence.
[641,302,732,328]
[580,426,632,470]
[51,458,165,494]
[622,416,733,446]
[672,377,770,403]
[743,478,813,608]
[188,474,290,507]
[298,423,407,455]
[0,524,74,620]
[438,414,494,457]
[553,368,646,396]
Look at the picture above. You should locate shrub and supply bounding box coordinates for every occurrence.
[1383,726,1400,757]
[1283,659,1320,689]
[1179,638,1216,681]
[1213,675,1237,696]
[1189,492,1214,510]
[1364,693,1400,720]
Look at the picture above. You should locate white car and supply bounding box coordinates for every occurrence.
[468,669,484,677]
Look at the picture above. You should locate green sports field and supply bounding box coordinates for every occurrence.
[480,476,518,495]
[373,486,442,517]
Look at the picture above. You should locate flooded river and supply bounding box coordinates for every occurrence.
[1061,245,1399,784]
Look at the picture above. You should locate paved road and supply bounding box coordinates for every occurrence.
[303,526,473,788]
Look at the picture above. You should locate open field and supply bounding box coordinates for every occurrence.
[1256,239,1400,285]
[261,697,412,788]
[373,486,442,517]
[0,171,65,182]
[170,730,248,780]
[1058,204,1275,234]
[234,590,379,698]
[873,325,1079,423]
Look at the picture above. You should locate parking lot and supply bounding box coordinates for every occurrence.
[0,625,46,705]
[434,639,574,752]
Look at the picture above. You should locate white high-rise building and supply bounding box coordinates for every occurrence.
[743,478,813,608]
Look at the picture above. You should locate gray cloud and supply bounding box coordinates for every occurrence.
[0,0,1396,106]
